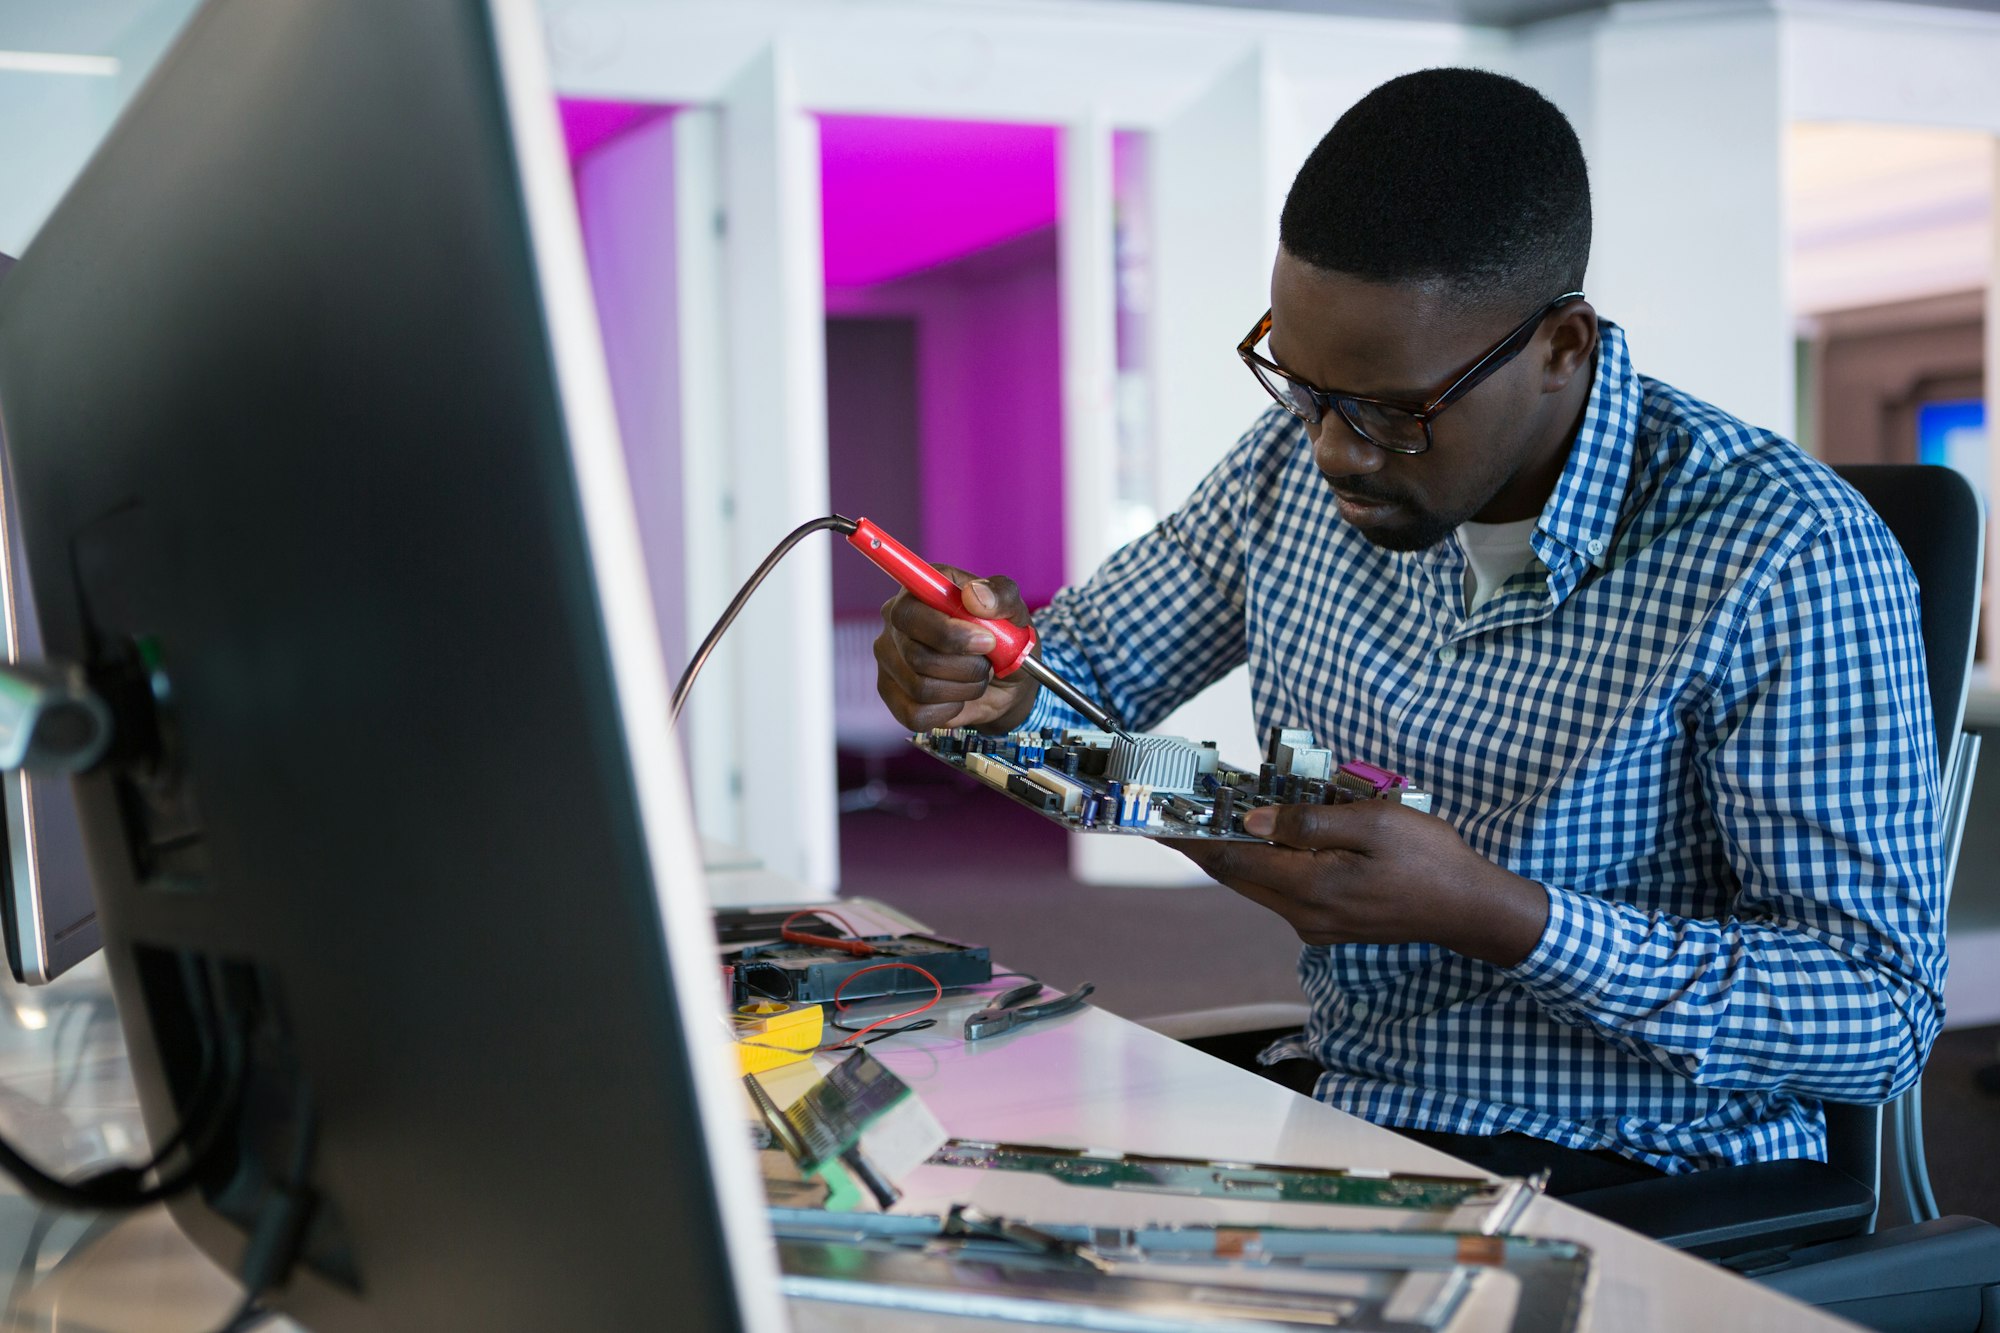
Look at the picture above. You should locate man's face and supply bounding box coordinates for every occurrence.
[1265,252,1587,552]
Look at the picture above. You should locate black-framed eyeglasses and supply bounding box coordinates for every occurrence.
[1237,291,1586,455]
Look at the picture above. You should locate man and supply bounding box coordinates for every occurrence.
[872,68,1945,1194]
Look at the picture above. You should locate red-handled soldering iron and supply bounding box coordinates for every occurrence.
[845,517,1132,739]
[666,511,1132,736]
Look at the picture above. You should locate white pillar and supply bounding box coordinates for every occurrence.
[1066,57,1277,888]
[1152,50,1276,512]
[574,118,690,699]
[666,109,745,850]
[1059,117,1120,589]
[1588,8,1792,436]
[710,47,838,895]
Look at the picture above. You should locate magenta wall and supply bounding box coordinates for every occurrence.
[826,228,1066,608]
[820,115,1067,610]
[562,102,1070,614]
[819,115,1060,287]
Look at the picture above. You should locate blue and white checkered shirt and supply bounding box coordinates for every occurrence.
[1024,322,1946,1174]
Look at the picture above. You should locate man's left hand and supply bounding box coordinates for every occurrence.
[1168,802,1551,968]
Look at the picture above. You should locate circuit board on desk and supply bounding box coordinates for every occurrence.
[928,1139,1501,1211]
[911,725,1431,843]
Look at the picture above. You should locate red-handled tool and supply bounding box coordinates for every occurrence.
[846,517,1131,737]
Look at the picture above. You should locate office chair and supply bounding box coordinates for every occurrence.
[1142,465,2000,1332]
[1557,465,1998,1333]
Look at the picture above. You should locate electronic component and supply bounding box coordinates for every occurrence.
[912,725,1431,843]
[750,1051,948,1213]
[732,1000,824,1075]
[1105,733,1202,792]
[728,933,992,1006]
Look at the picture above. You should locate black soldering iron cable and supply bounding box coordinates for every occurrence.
[669,514,860,725]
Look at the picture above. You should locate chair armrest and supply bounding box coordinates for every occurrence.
[1564,1159,1874,1260]
[1758,1213,2000,1292]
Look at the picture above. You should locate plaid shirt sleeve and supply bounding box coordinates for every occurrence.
[1021,430,1260,734]
[1505,508,1948,1103]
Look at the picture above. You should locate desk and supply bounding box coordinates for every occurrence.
[777,984,1851,1333]
[0,958,1852,1331]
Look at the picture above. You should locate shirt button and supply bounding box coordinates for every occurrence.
[1350,999,1370,1018]
[1437,645,1459,665]
[1586,538,1605,555]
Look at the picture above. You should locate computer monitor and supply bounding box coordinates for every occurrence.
[0,2,782,1329]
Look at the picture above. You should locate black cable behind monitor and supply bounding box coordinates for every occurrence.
[0,1016,245,1212]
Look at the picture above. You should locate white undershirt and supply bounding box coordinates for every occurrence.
[1457,515,1539,614]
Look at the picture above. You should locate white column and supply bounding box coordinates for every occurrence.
[1588,8,1792,436]
[1067,57,1276,888]
[710,46,838,895]
[1059,117,1120,592]
[1152,50,1276,512]
[574,117,690,701]
[667,109,744,849]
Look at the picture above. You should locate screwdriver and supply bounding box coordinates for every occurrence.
[845,517,1134,740]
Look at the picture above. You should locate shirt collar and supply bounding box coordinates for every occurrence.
[1532,320,1641,576]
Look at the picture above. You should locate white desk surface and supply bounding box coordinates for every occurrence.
[0,957,1853,1332]
[775,984,1854,1333]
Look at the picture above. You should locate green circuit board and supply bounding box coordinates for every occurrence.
[928,1139,1498,1211]
[912,724,1432,843]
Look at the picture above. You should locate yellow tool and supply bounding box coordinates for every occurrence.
[733,1000,823,1074]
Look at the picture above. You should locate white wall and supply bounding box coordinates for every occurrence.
[1501,6,1796,436]
[0,0,199,257]
[575,118,690,696]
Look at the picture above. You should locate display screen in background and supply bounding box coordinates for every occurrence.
[1919,398,1988,498]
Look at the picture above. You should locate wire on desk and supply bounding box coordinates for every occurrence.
[780,909,874,957]
[824,964,942,1050]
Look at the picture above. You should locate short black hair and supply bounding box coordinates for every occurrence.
[1279,67,1590,313]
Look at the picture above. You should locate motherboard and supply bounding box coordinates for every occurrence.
[911,725,1430,843]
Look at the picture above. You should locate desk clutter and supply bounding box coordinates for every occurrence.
[717,903,1097,1050]
[773,1206,1592,1333]
[722,904,1590,1332]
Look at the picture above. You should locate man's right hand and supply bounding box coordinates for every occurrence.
[875,568,1040,733]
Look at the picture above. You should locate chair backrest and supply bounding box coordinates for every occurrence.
[1832,465,1984,775]
[1826,464,1986,1216]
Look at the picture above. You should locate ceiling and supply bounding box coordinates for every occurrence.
[1788,121,1993,315]
[13,0,2000,51]
[1114,0,2000,25]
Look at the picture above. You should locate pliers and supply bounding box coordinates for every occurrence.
[964,980,1096,1041]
